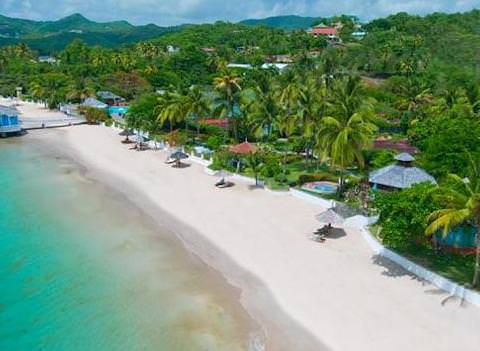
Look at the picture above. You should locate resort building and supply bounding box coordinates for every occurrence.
[261,63,290,72]
[226,63,253,70]
[82,97,108,109]
[38,56,58,64]
[97,91,125,106]
[0,105,21,137]
[373,137,418,154]
[352,31,367,40]
[267,54,294,63]
[59,103,79,116]
[369,153,436,191]
[201,118,228,129]
[227,63,290,72]
[201,47,216,54]
[166,45,180,54]
[309,24,338,40]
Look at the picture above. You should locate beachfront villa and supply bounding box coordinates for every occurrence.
[369,152,436,191]
[0,105,21,137]
[82,97,108,109]
[97,91,125,106]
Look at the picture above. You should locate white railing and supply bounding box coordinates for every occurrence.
[360,227,480,307]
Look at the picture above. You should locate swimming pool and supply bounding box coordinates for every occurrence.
[108,106,129,116]
[302,181,338,195]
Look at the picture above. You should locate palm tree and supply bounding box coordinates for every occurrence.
[245,85,280,139]
[206,54,226,72]
[426,155,480,287]
[29,82,45,103]
[278,71,300,137]
[246,152,264,187]
[66,82,95,103]
[394,77,431,123]
[293,79,326,164]
[317,77,377,193]
[157,91,187,132]
[184,86,209,139]
[213,71,242,141]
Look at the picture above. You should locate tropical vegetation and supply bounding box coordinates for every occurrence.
[1,9,480,288]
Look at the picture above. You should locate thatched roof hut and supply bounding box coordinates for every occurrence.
[369,153,436,190]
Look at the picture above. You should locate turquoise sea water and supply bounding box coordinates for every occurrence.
[0,139,259,351]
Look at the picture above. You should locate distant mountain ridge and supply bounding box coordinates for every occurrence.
[0,12,346,53]
[239,15,322,30]
[0,13,181,53]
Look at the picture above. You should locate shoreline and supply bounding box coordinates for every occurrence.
[23,125,480,351]
[25,129,324,351]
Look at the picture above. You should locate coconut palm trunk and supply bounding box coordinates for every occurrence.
[474,220,480,287]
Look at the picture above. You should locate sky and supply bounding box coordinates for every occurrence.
[1,0,479,26]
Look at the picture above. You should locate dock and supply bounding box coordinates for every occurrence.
[21,116,86,130]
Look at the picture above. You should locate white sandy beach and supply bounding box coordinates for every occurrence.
[0,97,65,119]
[0,97,83,129]
[33,125,480,351]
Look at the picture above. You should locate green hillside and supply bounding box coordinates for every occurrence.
[0,13,180,53]
[239,15,322,30]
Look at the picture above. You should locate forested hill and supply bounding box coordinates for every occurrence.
[363,10,480,69]
[0,13,181,53]
[239,15,323,30]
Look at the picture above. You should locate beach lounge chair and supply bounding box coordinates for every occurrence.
[315,224,333,236]
[217,181,235,189]
[215,178,226,187]
[311,233,326,243]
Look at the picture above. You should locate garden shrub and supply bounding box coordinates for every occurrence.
[206,135,223,150]
[211,149,235,171]
[366,149,396,169]
[374,183,440,250]
[260,154,282,178]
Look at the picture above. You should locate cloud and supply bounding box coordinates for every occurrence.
[0,0,479,25]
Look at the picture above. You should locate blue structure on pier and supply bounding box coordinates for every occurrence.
[0,105,21,137]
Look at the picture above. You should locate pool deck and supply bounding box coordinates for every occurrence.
[301,181,339,195]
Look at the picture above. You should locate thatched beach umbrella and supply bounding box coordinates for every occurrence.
[229,141,258,172]
[170,150,189,160]
[170,150,189,167]
[229,141,258,155]
[216,169,231,178]
[316,209,345,226]
[119,129,135,143]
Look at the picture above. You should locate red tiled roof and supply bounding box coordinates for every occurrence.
[229,141,258,154]
[202,119,228,129]
[311,27,338,36]
[373,139,418,154]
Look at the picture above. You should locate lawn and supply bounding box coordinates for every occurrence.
[369,225,477,290]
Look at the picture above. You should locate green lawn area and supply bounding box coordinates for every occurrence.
[399,246,476,290]
[240,159,337,191]
[369,226,477,290]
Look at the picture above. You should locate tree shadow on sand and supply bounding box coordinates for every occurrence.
[372,254,424,281]
[372,255,469,307]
